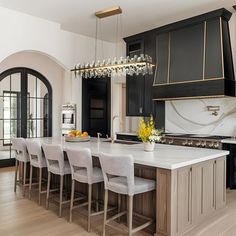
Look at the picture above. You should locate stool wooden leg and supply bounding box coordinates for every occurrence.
[23,162,27,196]
[14,160,18,192]
[103,189,108,236]
[69,179,75,223]
[88,184,92,232]
[46,172,51,209]
[38,168,42,205]
[118,193,121,222]
[128,195,133,236]
[59,175,64,217]
[29,164,33,199]
[96,183,99,212]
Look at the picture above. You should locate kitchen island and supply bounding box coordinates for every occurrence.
[32,137,229,236]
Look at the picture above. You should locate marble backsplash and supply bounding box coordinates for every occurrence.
[165,97,236,136]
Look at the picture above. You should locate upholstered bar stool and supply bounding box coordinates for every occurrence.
[12,138,30,195]
[66,147,104,232]
[42,143,71,217]
[99,153,156,236]
[26,140,47,204]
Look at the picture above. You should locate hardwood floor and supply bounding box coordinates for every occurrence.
[0,167,149,236]
[1,167,236,236]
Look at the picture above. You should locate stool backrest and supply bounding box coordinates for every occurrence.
[26,140,45,168]
[66,147,93,184]
[99,152,134,195]
[12,138,29,162]
[42,144,64,175]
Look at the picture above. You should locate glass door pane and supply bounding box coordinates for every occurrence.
[0,73,21,162]
[27,74,49,138]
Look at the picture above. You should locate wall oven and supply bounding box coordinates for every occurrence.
[61,104,76,135]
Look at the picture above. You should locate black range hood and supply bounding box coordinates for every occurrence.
[153,8,235,100]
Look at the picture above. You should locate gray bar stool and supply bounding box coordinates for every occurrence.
[12,138,30,195]
[99,152,156,236]
[42,143,71,217]
[26,140,47,204]
[66,147,104,232]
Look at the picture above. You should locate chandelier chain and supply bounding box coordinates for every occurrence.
[99,19,104,60]
[95,18,98,62]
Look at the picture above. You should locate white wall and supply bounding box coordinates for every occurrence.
[0,6,125,137]
[0,6,116,69]
[165,13,236,136]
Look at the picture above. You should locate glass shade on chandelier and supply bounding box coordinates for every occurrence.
[72,54,154,79]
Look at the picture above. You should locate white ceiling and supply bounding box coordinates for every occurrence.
[0,0,235,42]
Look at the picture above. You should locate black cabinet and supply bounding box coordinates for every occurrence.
[116,133,140,142]
[125,38,145,116]
[126,74,144,116]
[125,33,156,117]
[143,32,156,116]
[223,143,236,189]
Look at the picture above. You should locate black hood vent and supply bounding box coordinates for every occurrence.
[152,8,235,100]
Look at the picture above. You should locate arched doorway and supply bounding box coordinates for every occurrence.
[0,67,52,167]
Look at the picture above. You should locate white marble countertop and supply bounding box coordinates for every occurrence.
[31,137,229,170]
[221,138,236,144]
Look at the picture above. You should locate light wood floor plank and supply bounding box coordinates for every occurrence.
[1,167,236,236]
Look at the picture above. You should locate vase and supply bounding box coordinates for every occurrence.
[143,142,155,152]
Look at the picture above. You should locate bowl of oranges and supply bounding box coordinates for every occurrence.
[65,130,90,142]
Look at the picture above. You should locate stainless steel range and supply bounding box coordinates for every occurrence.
[160,133,231,149]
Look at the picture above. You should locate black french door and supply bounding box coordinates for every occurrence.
[0,68,52,167]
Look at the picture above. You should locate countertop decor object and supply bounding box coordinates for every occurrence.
[138,115,162,152]
[71,6,155,79]
[65,130,90,142]
[65,136,90,142]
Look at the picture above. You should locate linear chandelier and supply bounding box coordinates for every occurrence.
[71,6,155,79]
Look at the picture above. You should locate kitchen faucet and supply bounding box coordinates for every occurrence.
[111,115,122,144]
[97,132,102,143]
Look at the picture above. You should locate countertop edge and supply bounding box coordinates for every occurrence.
[92,150,229,170]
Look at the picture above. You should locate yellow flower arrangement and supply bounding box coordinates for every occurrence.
[138,115,162,143]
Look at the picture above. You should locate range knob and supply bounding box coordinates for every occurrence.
[188,141,193,146]
[161,138,166,144]
[168,139,174,144]
[208,142,214,148]
[182,140,188,146]
[195,141,201,147]
[214,142,219,149]
[201,141,206,147]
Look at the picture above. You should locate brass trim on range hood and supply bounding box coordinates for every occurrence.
[153,17,225,86]
[152,95,227,101]
[153,77,224,86]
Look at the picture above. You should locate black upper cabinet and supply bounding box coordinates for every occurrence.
[143,32,156,116]
[125,33,156,116]
[125,38,145,116]
[126,75,144,116]
[127,39,144,58]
